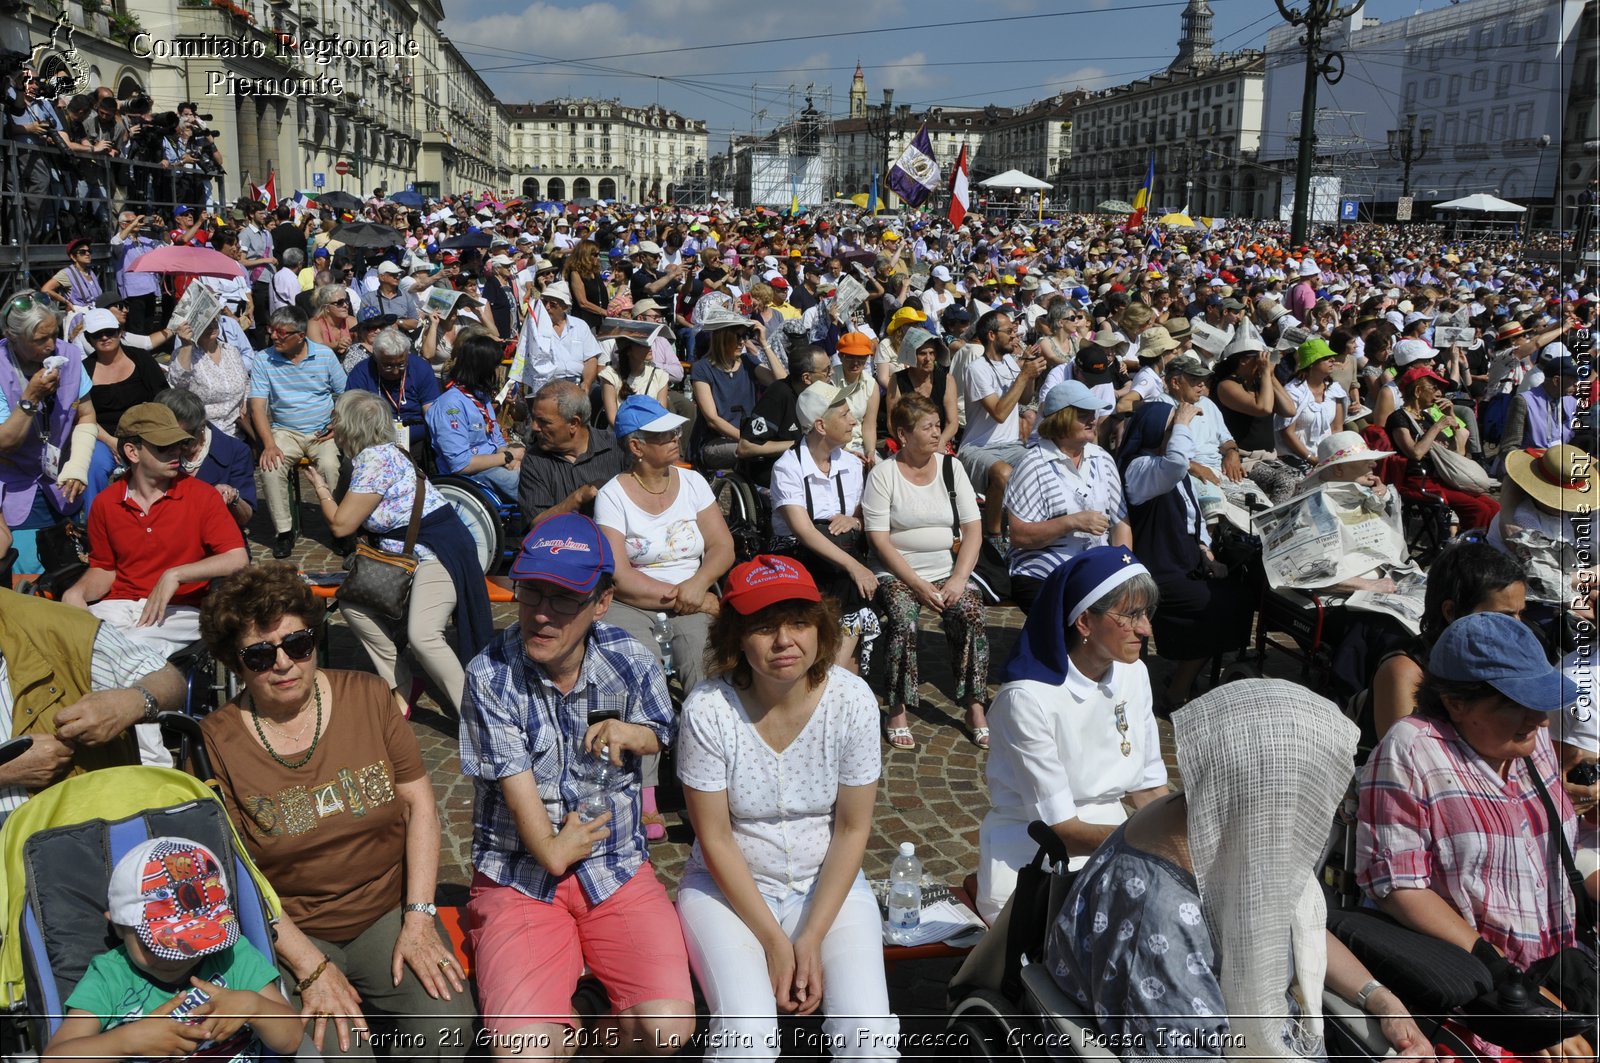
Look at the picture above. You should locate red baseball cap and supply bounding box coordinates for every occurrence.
[1398,364,1451,390]
[722,555,820,615]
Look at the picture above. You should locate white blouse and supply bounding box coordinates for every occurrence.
[677,668,881,900]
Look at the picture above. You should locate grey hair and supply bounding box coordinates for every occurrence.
[332,389,395,457]
[1046,300,1073,327]
[3,299,59,346]
[311,283,346,312]
[371,327,412,360]
[1065,571,1162,650]
[280,247,305,270]
[536,379,591,424]
[269,306,308,333]
[154,387,206,434]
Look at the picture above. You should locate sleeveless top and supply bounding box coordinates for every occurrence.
[893,366,950,429]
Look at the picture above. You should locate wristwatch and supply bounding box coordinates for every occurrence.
[132,684,159,725]
[17,398,39,416]
[403,902,438,918]
[1354,979,1386,1012]
[501,449,513,467]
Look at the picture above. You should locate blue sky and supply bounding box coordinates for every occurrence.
[442,0,1436,151]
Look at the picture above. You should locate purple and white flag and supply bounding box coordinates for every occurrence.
[887,125,940,207]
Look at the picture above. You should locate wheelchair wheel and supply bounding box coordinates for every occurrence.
[1220,660,1263,685]
[434,476,504,575]
[946,990,1026,1059]
[711,473,764,562]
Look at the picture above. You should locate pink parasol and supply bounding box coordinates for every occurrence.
[129,246,247,279]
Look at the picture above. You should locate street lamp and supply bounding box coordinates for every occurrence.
[1276,0,1365,245]
[1387,113,1431,231]
[862,88,896,208]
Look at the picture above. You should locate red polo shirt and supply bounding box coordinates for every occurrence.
[86,474,244,607]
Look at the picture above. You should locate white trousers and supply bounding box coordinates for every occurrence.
[88,599,200,768]
[676,870,899,1060]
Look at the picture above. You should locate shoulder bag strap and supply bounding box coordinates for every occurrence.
[401,467,427,556]
[942,454,961,540]
[1523,755,1600,951]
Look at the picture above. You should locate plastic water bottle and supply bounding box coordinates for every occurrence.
[886,842,923,944]
[654,611,676,677]
[578,748,618,824]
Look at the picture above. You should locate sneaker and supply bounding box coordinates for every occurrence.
[272,532,296,559]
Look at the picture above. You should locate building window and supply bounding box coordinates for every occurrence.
[1470,69,1488,92]
[1520,59,1539,82]
[1424,77,1439,99]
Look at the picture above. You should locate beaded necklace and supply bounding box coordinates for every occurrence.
[249,679,324,769]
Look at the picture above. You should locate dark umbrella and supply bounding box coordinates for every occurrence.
[390,189,426,208]
[332,221,404,249]
[440,231,492,250]
[313,190,364,212]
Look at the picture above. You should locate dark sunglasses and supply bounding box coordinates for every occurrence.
[332,299,350,308]
[237,627,318,672]
[86,329,120,341]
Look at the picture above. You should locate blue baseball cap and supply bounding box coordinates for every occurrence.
[613,395,687,439]
[1040,379,1114,420]
[1429,612,1579,712]
[508,514,614,591]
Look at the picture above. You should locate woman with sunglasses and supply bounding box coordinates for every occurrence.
[307,283,354,362]
[40,239,103,316]
[81,307,168,475]
[886,327,959,454]
[977,546,1171,922]
[198,563,473,1060]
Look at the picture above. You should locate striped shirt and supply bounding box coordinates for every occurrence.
[1004,441,1126,581]
[1356,715,1577,969]
[460,622,675,905]
[248,340,345,434]
[0,624,170,814]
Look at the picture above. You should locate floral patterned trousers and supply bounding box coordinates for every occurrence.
[876,577,989,711]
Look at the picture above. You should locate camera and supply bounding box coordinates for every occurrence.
[1569,760,1600,788]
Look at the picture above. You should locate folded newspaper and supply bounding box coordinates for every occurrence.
[1252,483,1422,630]
[870,878,987,947]
[166,282,221,338]
[1501,527,1576,605]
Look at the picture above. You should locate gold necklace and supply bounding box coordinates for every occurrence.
[631,467,671,495]
[257,707,312,742]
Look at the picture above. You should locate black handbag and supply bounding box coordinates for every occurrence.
[942,455,1011,605]
[771,466,866,571]
[336,467,426,622]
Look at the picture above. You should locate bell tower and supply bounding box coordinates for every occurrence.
[850,62,866,119]
[1172,0,1214,71]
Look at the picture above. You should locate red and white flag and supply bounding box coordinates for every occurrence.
[948,144,970,228]
[250,170,278,210]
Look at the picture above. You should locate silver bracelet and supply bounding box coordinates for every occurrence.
[1354,979,1386,1012]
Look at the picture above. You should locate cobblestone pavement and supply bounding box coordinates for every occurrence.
[251,480,1202,1050]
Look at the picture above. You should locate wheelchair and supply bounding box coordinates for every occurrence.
[433,473,526,575]
[708,469,771,563]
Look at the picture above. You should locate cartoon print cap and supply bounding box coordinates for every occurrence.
[107,838,239,961]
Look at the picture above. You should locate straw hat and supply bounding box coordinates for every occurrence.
[1504,445,1593,513]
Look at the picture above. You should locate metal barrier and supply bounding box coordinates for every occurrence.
[1,136,225,307]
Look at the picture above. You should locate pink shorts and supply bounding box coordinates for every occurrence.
[467,863,693,1034]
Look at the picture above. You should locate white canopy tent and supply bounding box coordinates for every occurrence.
[976,169,1053,191]
[1434,193,1526,213]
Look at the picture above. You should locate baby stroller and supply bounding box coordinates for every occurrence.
[0,765,285,1061]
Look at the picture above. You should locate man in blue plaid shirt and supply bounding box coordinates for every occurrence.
[460,514,695,1057]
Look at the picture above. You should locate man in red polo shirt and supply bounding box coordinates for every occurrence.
[63,403,247,658]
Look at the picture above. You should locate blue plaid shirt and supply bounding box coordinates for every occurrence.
[460,621,675,904]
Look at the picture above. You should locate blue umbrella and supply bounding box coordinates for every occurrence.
[390,189,426,208]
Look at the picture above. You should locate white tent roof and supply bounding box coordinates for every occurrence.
[976,169,1053,191]
[1433,193,1526,213]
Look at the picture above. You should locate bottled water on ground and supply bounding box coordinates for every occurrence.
[886,842,923,944]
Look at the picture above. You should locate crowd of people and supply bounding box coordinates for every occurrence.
[0,166,1595,1061]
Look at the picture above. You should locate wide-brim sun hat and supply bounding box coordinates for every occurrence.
[1310,430,1393,472]
[1504,444,1593,513]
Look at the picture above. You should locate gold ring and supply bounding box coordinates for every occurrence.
[437,959,452,970]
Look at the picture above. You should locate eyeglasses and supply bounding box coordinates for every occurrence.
[1103,607,1153,629]
[237,627,318,672]
[86,329,120,341]
[269,328,304,340]
[515,585,597,617]
[70,247,91,256]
